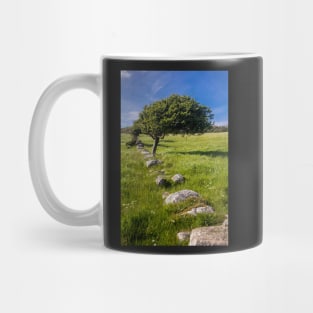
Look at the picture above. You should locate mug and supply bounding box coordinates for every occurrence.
[29,53,263,253]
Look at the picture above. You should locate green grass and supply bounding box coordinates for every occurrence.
[121,132,228,246]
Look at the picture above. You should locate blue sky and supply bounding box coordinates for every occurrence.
[121,70,228,128]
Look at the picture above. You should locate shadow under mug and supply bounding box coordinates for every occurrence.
[29,53,262,254]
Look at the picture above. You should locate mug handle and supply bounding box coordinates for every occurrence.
[29,74,101,226]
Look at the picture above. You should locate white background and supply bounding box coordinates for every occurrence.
[1,0,313,312]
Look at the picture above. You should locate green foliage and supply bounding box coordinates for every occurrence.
[121,126,133,134]
[134,94,214,140]
[121,210,152,245]
[122,126,142,147]
[121,132,228,246]
[209,125,228,133]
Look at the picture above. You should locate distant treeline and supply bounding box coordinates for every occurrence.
[210,125,228,132]
[121,125,228,134]
[121,126,137,134]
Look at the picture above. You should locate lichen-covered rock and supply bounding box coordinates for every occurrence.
[141,150,150,155]
[187,206,214,215]
[222,216,228,227]
[162,192,170,200]
[165,190,200,204]
[177,232,191,242]
[155,175,169,186]
[171,174,185,183]
[188,226,228,246]
[146,160,161,168]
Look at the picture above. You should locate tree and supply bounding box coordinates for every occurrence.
[134,94,214,155]
[123,126,142,147]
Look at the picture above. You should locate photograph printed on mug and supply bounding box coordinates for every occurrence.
[120,70,228,246]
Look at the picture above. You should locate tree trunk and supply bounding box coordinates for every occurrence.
[132,133,139,144]
[152,137,160,156]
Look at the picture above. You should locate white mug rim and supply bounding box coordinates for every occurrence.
[102,52,260,61]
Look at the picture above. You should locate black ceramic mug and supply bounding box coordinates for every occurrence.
[29,53,262,253]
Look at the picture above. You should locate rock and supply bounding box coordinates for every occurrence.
[149,170,165,175]
[162,192,170,199]
[146,160,161,168]
[143,154,154,159]
[177,232,191,242]
[222,216,228,227]
[189,226,228,246]
[171,174,185,183]
[155,175,169,186]
[141,150,150,155]
[187,205,214,215]
[137,143,144,149]
[165,190,200,204]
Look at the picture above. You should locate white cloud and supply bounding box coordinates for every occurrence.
[214,120,228,127]
[121,71,131,79]
[121,111,140,127]
[151,79,164,95]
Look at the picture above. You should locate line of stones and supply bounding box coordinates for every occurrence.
[135,141,228,246]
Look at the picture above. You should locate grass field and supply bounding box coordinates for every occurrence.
[121,132,228,246]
